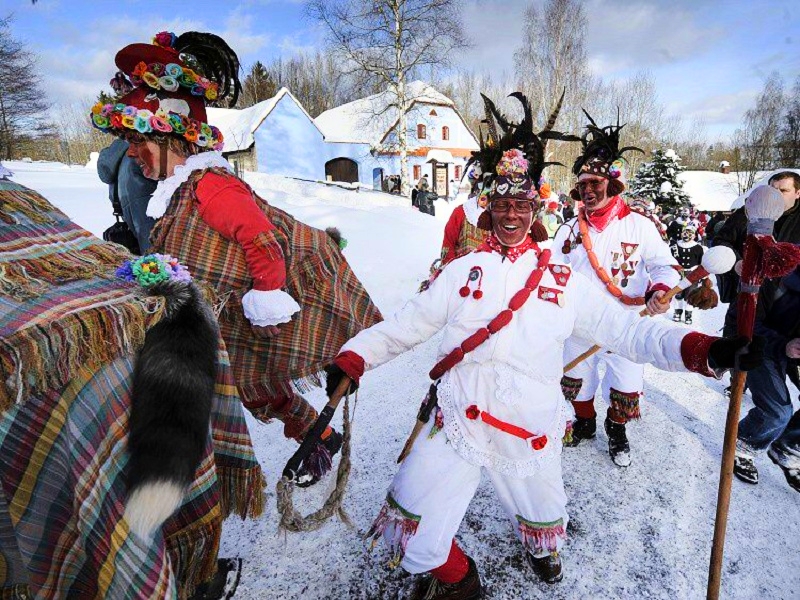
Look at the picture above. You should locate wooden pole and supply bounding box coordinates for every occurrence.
[706,369,746,600]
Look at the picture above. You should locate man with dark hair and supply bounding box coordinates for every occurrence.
[714,170,800,337]
[552,115,680,467]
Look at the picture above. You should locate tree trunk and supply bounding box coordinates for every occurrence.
[394,4,410,198]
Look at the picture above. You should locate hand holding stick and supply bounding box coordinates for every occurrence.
[563,246,737,373]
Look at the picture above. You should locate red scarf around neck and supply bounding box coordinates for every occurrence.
[584,195,630,232]
[478,234,539,262]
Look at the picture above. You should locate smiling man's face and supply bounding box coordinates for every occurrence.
[576,174,611,212]
[490,199,534,246]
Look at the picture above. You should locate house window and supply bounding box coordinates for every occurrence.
[417,124,426,139]
[442,126,449,141]
[429,109,438,116]
[413,165,421,180]
[455,165,461,180]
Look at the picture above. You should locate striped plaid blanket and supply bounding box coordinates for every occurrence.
[0,182,265,599]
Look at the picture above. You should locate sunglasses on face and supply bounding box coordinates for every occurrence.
[576,179,605,192]
[489,199,535,213]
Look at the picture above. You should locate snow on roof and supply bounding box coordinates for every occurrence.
[679,171,740,212]
[730,168,800,210]
[315,81,456,145]
[207,88,322,153]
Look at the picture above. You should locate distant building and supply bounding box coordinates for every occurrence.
[315,81,479,195]
[208,88,327,180]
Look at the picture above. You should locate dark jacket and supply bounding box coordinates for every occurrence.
[417,190,438,216]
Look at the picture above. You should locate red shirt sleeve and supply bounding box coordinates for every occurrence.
[441,206,465,265]
[195,172,286,291]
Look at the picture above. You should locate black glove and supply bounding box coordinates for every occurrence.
[708,335,765,371]
[324,363,359,397]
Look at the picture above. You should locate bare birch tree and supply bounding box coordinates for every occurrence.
[306,0,467,196]
[732,72,785,193]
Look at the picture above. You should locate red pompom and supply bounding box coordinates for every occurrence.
[472,289,483,299]
[465,405,480,420]
[459,286,470,297]
[762,238,800,278]
[531,435,548,451]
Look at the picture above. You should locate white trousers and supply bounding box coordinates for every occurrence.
[380,422,568,574]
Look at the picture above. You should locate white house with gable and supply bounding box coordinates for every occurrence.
[207,87,327,180]
[315,81,479,196]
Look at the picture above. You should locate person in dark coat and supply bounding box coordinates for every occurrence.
[97,138,157,253]
[713,171,800,336]
[734,265,800,492]
[417,179,438,216]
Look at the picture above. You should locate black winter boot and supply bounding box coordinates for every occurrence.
[526,551,563,584]
[411,556,483,600]
[672,309,683,322]
[684,310,693,325]
[563,417,596,447]
[295,429,343,488]
[604,417,631,467]
[768,445,800,493]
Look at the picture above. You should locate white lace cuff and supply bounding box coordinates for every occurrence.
[242,289,300,327]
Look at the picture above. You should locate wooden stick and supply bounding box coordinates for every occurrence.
[707,369,746,600]
[562,280,690,372]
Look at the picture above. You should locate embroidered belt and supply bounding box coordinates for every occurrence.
[464,404,548,451]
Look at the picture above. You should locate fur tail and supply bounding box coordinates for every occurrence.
[124,281,218,539]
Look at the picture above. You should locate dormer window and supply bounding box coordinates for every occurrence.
[417,124,427,139]
[429,109,438,116]
[442,126,450,141]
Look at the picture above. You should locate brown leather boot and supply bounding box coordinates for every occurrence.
[411,556,482,599]
[526,551,563,584]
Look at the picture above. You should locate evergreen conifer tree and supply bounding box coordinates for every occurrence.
[629,148,691,212]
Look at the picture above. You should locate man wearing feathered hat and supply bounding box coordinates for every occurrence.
[552,112,682,467]
[322,94,754,598]
[90,31,382,488]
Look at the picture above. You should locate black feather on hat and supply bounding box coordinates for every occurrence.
[572,108,643,180]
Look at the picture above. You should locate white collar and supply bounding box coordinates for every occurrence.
[463,194,484,227]
[147,151,234,218]
[677,240,698,248]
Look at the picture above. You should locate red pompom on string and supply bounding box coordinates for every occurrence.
[461,328,490,353]
[459,286,470,297]
[531,436,548,451]
[508,288,531,311]
[473,290,483,300]
[488,309,513,333]
[465,405,481,420]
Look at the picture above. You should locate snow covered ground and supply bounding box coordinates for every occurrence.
[6,161,799,599]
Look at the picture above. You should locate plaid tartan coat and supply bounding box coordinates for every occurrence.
[150,168,382,405]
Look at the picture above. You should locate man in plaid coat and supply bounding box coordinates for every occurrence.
[91,30,381,486]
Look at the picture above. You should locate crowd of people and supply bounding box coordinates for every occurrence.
[2,26,798,600]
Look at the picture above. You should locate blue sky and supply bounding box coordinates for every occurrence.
[5,0,800,139]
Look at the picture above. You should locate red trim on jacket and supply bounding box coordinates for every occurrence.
[645,282,672,302]
[195,172,285,291]
[334,350,366,383]
[680,331,719,377]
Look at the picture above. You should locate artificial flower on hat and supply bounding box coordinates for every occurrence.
[90,31,241,152]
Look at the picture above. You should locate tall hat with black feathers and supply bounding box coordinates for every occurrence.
[572,109,643,197]
[467,91,577,233]
[90,31,242,152]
